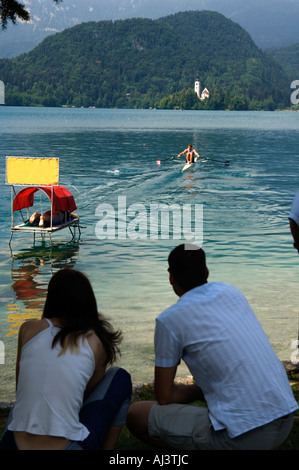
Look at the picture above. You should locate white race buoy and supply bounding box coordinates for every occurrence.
[156,160,161,166]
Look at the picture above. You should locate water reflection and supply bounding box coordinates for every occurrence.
[6,241,80,336]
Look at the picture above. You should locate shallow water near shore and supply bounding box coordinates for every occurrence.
[0,107,299,401]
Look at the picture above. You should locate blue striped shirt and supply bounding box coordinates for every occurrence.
[154,282,298,438]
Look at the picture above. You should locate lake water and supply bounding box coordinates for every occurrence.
[0,107,299,401]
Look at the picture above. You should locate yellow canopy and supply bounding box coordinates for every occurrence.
[6,156,59,186]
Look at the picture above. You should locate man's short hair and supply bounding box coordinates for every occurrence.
[168,244,208,290]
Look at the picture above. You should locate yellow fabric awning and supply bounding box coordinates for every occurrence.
[6,156,59,185]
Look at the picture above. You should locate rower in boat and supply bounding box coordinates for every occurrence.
[177,144,200,164]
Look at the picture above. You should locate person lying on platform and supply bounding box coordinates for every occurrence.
[29,210,78,227]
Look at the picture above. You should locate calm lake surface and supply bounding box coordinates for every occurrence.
[0,107,299,401]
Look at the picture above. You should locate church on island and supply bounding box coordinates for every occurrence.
[194,76,210,101]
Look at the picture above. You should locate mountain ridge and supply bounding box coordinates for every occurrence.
[1,0,299,58]
[0,11,291,110]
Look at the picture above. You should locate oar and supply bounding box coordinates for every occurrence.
[205,157,230,165]
[157,156,179,165]
[158,156,178,161]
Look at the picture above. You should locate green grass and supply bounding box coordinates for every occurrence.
[1,374,298,450]
[117,375,299,451]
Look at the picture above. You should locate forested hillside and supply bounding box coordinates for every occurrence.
[268,42,299,82]
[0,11,291,110]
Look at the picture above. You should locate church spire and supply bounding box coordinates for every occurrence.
[194,75,201,99]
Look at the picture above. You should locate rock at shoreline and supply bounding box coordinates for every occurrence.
[282,360,299,373]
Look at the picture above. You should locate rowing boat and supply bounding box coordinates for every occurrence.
[182,157,198,172]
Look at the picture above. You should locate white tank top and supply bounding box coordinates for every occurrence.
[9,319,95,441]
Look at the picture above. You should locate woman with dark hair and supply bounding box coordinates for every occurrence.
[0,269,132,450]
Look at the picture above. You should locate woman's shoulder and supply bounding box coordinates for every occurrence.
[19,318,47,331]
[19,318,50,345]
[86,331,103,350]
[86,331,106,364]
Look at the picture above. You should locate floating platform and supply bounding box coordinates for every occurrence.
[6,156,81,245]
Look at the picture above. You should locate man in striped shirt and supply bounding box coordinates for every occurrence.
[126,244,298,450]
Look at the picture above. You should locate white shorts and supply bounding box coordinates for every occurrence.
[148,403,294,450]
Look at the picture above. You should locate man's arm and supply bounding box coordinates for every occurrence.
[154,366,205,405]
[177,149,187,158]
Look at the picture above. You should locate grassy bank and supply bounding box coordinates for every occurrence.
[1,370,298,450]
[117,372,299,451]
